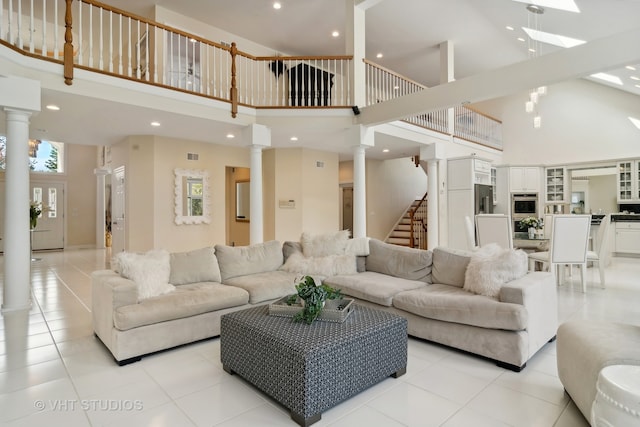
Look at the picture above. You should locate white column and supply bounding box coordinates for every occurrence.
[2,109,33,312]
[249,145,264,245]
[352,145,367,238]
[346,1,369,108]
[427,159,439,249]
[440,41,455,135]
[421,143,445,250]
[94,168,111,249]
[243,124,270,245]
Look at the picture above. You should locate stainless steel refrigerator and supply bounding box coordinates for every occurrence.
[474,184,494,214]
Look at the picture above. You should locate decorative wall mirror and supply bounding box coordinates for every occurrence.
[174,168,211,224]
[236,180,250,221]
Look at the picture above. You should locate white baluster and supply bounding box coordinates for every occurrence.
[161,28,166,85]
[77,0,82,66]
[135,20,140,79]
[41,0,46,57]
[144,23,148,81]
[117,14,122,74]
[98,7,103,69]
[29,0,34,53]
[16,0,22,48]
[127,17,131,77]
[88,3,93,67]
[108,10,112,72]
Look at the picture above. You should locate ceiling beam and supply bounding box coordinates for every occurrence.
[356,27,640,126]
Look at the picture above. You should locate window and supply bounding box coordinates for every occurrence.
[0,137,64,173]
[186,178,203,216]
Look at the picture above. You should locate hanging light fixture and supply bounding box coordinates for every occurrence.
[524,4,546,128]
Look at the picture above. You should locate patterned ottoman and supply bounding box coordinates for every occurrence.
[220,304,407,426]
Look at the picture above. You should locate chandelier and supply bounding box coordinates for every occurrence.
[524,4,546,128]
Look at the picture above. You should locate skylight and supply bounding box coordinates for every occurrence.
[522,27,586,48]
[629,117,640,130]
[591,73,623,85]
[512,0,580,13]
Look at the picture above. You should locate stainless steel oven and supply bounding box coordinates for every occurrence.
[512,193,538,216]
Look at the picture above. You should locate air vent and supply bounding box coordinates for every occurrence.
[316,161,324,168]
[187,152,199,161]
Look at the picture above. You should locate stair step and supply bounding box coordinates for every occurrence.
[387,237,411,245]
[395,224,411,231]
[390,231,411,238]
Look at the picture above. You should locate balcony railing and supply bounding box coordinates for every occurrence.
[1,0,501,148]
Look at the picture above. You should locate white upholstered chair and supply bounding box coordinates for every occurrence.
[528,214,592,292]
[586,214,611,288]
[475,214,513,250]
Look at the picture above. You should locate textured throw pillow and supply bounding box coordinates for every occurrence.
[300,230,350,257]
[114,250,175,301]
[280,252,357,277]
[463,244,528,298]
[169,247,221,285]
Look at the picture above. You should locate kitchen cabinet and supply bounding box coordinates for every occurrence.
[545,167,567,202]
[510,167,540,193]
[617,160,640,203]
[614,222,640,254]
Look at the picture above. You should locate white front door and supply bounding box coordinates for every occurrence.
[30,182,65,250]
[111,166,126,254]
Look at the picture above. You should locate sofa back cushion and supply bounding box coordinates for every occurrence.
[215,240,284,282]
[169,247,221,285]
[431,247,471,288]
[365,239,432,283]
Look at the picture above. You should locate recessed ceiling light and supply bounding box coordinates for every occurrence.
[332,31,339,38]
[626,65,637,71]
[46,104,60,111]
[517,37,526,42]
[528,48,536,53]
[630,76,640,81]
[506,26,514,31]
[512,0,580,13]
[629,117,640,130]
[522,27,586,48]
[382,149,390,153]
[636,84,640,89]
[150,121,160,127]
[590,73,623,85]
[376,53,383,58]
[273,2,281,9]
[290,136,298,142]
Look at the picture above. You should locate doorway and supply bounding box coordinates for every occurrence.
[341,185,353,234]
[111,166,126,254]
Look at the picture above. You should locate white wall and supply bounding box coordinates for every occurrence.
[475,79,640,166]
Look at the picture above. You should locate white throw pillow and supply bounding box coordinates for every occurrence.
[300,230,350,257]
[463,244,528,298]
[113,250,175,301]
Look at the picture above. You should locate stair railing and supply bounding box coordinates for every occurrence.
[409,192,428,249]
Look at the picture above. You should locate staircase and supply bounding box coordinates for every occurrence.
[385,194,428,249]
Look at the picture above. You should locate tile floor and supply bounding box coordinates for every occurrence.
[0,249,639,426]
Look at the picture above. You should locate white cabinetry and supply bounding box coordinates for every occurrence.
[545,167,567,203]
[510,167,540,193]
[447,157,492,250]
[614,222,640,254]
[617,160,640,203]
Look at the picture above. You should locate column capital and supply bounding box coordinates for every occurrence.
[94,168,111,176]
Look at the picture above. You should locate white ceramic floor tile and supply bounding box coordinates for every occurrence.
[554,401,590,427]
[4,406,90,427]
[495,367,569,406]
[0,344,60,373]
[467,383,564,427]
[440,407,512,427]
[104,401,196,427]
[71,362,151,399]
[215,402,293,427]
[366,381,461,427]
[405,361,492,405]
[174,378,266,426]
[326,405,406,427]
[0,358,68,394]
[0,377,80,423]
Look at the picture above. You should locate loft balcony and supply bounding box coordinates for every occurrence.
[0,0,502,150]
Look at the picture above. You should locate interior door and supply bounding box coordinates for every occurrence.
[30,182,65,250]
[111,166,126,254]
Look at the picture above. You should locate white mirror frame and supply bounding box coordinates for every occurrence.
[174,168,211,225]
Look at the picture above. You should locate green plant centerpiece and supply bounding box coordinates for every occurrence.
[286,275,342,324]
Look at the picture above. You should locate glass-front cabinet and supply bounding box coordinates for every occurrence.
[545,167,566,203]
[617,160,640,203]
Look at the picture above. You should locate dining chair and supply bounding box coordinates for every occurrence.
[543,214,554,239]
[586,214,611,288]
[528,214,592,292]
[464,216,477,250]
[475,214,513,250]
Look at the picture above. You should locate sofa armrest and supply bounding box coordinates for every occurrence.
[500,271,558,357]
[91,270,138,342]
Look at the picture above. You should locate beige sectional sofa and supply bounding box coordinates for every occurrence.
[92,237,557,371]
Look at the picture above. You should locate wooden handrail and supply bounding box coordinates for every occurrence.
[458,105,503,124]
[408,192,428,248]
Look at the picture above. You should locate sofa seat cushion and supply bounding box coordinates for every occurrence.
[323,271,427,307]
[114,283,249,331]
[392,284,528,331]
[223,270,297,304]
